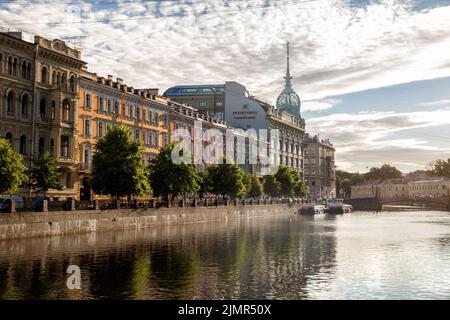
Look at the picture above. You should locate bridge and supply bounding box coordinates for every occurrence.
[344,197,450,211]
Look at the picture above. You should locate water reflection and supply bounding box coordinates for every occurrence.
[1,211,450,299]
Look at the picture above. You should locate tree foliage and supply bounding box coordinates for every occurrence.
[246,174,263,198]
[0,139,28,195]
[149,142,201,199]
[29,151,62,196]
[91,126,151,198]
[364,164,402,181]
[429,159,450,178]
[204,161,246,198]
[263,175,281,197]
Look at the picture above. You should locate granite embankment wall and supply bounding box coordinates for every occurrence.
[344,198,382,211]
[0,204,299,240]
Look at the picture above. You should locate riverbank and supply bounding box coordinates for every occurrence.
[0,204,300,240]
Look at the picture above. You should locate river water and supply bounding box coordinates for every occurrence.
[1,210,450,300]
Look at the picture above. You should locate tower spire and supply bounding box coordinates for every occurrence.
[285,41,292,86]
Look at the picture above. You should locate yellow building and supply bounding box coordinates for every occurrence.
[77,70,171,200]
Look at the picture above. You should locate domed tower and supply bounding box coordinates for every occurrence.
[276,41,301,118]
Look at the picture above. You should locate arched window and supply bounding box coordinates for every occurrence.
[19,135,26,155]
[6,91,14,113]
[7,57,12,74]
[50,138,55,155]
[13,58,17,75]
[70,75,76,92]
[27,62,32,80]
[5,133,12,144]
[21,94,28,116]
[51,100,56,119]
[40,98,46,119]
[52,71,57,84]
[41,66,48,84]
[61,73,66,89]
[0,53,3,72]
[62,99,70,121]
[21,61,27,78]
[38,137,45,154]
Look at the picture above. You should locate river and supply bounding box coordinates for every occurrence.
[1,210,450,300]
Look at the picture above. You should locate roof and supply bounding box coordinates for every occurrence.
[163,84,225,97]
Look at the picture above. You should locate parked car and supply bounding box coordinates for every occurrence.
[0,195,25,210]
[32,196,50,210]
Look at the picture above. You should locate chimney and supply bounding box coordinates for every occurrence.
[116,78,123,85]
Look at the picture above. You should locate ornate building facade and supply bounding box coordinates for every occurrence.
[303,134,336,199]
[0,31,85,199]
[77,70,171,200]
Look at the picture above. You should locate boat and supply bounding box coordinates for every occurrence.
[326,202,353,214]
[300,204,325,215]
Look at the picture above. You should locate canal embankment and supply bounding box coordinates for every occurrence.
[0,203,300,240]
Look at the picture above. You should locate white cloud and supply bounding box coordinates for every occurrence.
[302,99,340,112]
[417,99,450,107]
[1,0,450,102]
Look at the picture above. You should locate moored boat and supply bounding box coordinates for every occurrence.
[300,204,325,215]
[326,203,353,214]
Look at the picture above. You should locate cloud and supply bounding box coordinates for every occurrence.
[307,108,450,172]
[417,99,450,107]
[302,98,340,112]
[0,0,449,103]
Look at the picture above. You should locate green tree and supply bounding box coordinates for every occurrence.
[364,164,402,181]
[292,170,307,198]
[429,159,450,178]
[0,139,27,195]
[149,142,201,200]
[274,165,296,197]
[91,126,151,199]
[340,178,351,197]
[246,174,263,198]
[204,161,246,198]
[263,175,281,197]
[29,151,62,196]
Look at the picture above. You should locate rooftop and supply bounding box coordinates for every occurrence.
[163,84,225,97]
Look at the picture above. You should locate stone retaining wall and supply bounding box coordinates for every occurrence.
[0,204,299,240]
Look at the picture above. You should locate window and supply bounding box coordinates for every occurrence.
[5,133,12,144]
[163,133,169,147]
[84,148,90,164]
[135,129,140,142]
[84,119,90,137]
[107,100,112,113]
[27,63,32,80]
[41,66,48,83]
[50,139,55,155]
[136,107,140,121]
[198,101,206,108]
[70,75,76,92]
[39,99,46,119]
[21,61,27,78]
[6,91,14,113]
[148,110,152,122]
[13,58,17,75]
[155,132,159,147]
[60,136,69,157]
[21,94,28,116]
[98,122,103,137]
[38,138,45,154]
[7,57,12,75]
[85,93,91,109]
[163,113,169,127]
[214,112,224,120]
[98,97,104,113]
[216,101,223,107]
[51,101,56,120]
[129,105,133,118]
[143,131,146,146]
[63,100,70,121]
[122,104,127,117]
[19,135,26,155]
[114,101,119,115]
[148,131,153,146]
[154,112,159,125]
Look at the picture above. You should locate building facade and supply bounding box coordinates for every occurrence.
[77,70,171,200]
[0,31,85,199]
[303,134,336,199]
[351,178,450,199]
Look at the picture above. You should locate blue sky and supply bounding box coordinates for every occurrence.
[1,0,450,172]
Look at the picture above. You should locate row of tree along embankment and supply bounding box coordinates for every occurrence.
[0,200,300,240]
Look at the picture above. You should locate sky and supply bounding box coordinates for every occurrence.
[1,0,450,173]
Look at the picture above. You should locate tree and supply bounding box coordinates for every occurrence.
[429,159,450,178]
[246,174,263,198]
[364,164,402,181]
[274,165,296,197]
[91,126,151,199]
[340,178,351,198]
[204,161,246,198]
[336,170,363,196]
[291,170,307,198]
[263,175,281,197]
[149,142,201,200]
[0,139,28,195]
[29,151,62,196]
